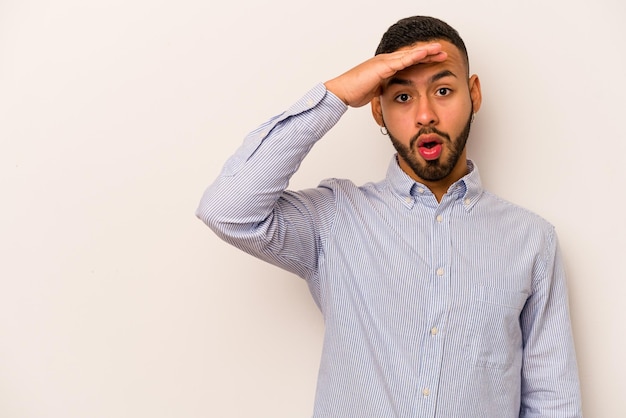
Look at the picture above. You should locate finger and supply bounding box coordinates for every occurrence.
[388,43,446,71]
[402,43,445,64]
[419,51,448,63]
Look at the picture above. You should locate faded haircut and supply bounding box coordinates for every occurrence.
[375,16,470,75]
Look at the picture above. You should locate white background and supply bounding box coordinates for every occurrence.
[1,0,624,416]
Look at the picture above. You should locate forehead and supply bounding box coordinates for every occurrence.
[391,40,467,83]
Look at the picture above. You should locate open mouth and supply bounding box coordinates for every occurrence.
[417,135,443,160]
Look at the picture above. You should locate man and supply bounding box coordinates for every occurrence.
[197,16,582,417]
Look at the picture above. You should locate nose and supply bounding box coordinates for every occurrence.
[415,97,438,127]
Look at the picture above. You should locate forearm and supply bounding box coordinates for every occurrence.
[196,83,346,244]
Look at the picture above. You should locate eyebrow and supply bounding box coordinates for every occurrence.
[430,69,457,83]
[385,69,458,88]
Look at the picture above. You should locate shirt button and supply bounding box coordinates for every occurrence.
[436,268,444,276]
[430,327,439,336]
[417,187,425,194]
[464,198,471,206]
[405,196,412,204]
[422,388,430,397]
[436,215,443,223]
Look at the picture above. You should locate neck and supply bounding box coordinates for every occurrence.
[401,154,469,203]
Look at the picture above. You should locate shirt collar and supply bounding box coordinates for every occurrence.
[386,155,484,210]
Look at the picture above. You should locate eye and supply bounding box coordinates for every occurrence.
[435,88,452,97]
[394,93,412,103]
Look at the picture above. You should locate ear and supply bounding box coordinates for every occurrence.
[371,96,384,127]
[468,74,482,113]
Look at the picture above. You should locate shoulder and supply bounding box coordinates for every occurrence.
[478,190,557,243]
[318,177,389,200]
[481,190,554,234]
[483,190,553,223]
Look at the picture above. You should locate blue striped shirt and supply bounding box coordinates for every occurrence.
[196,83,582,417]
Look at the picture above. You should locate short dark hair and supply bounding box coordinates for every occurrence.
[375,16,469,74]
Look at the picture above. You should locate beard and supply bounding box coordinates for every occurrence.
[388,111,473,182]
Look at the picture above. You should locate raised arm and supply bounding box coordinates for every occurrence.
[196,43,447,279]
[195,85,345,279]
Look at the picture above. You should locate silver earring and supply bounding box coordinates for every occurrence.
[380,126,388,135]
[471,113,476,123]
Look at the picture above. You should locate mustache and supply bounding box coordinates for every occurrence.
[409,127,451,148]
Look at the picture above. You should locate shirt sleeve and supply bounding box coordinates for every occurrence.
[195,83,347,283]
[519,229,583,417]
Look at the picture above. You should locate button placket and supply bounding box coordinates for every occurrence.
[417,200,452,411]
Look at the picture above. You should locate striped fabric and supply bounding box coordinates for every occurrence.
[196,84,582,417]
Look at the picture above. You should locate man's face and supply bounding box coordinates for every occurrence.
[372,40,481,187]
